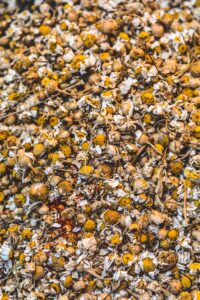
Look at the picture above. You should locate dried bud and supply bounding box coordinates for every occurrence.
[107,145,118,156]
[121,101,133,116]
[192,230,200,241]
[133,178,148,193]
[38,204,49,215]
[158,229,168,240]
[78,293,95,300]
[158,251,178,272]
[138,133,148,145]
[99,19,119,34]
[73,280,86,291]
[58,180,72,195]
[18,156,32,168]
[152,23,164,38]
[164,198,178,212]
[150,210,165,225]
[169,280,182,294]
[34,266,44,280]
[29,183,48,200]
[191,61,200,77]
[162,59,177,74]
[33,143,46,157]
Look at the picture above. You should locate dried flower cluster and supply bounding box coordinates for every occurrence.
[0,0,200,299]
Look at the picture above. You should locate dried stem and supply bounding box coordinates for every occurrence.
[183,180,188,225]
[132,144,147,163]
[146,142,163,155]
[84,268,111,280]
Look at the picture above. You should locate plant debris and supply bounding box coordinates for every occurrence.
[0,0,200,299]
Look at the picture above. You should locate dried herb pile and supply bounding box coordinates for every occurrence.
[0,0,200,299]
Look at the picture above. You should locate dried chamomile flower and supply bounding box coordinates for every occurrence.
[191,111,200,123]
[122,253,134,265]
[179,291,192,300]
[178,44,188,54]
[143,113,152,124]
[14,194,26,207]
[93,134,106,146]
[21,228,32,240]
[33,252,47,265]
[33,143,46,157]
[168,229,179,241]
[118,197,132,209]
[58,180,72,194]
[142,257,155,273]
[49,116,59,127]
[141,91,155,105]
[133,178,148,193]
[98,19,119,34]
[39,25,51,36]
[50,283,61,294]
[152,23,164,38]
[193,126,200,138]
[60,145,71,157]
[34,266,45,280]
[109,233,121,245]
[190,61,200,77]
[84,219,96,231]
[0,163,6,175]
[52,256,65,270]
[0,192,5,203]
[181,275,192,289]
[63,275,73,288]
[139,31,150,40]
[29,183,48,200]
[104,210,120,224]
[170,161,183,175]
[82,33,97,48]
[169,279,182,294]
[79,165,93,174]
